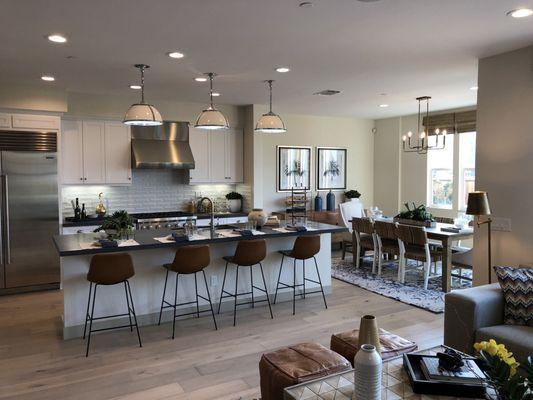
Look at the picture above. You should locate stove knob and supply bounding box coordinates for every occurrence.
[154,224,160,229]
[165,223,172,228]
[148,225,153,230]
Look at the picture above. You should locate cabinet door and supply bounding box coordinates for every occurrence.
[189,127,211,183]
[209,132,228,183]
[226,129,243,183]
[0,113,11,129]
[82,121,106,184]
[11,114,60,130]
[104,122,131,184]
[61,120,84,184]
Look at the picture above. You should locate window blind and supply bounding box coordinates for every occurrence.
[423,110,476,134]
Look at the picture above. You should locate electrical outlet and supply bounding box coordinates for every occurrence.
[210,275,218,286]
[491,217,512,232]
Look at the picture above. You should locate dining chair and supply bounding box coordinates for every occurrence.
[339,201,364,259]
[351,217,377,270]
[373,220,401,276]
[395,224,443,290]
[451,247,473,283]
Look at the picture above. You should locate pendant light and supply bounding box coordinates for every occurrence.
[402,96,446,154]
[123,64,163,126]
[195,73,229,130]
[255,80,286,133]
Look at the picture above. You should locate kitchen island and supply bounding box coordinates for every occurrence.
[53,223,347,339]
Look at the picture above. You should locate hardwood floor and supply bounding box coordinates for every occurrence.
[0,279,443,400]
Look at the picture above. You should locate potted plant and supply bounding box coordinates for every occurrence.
[394,202,436,227]
[95,210,134,239]
[344,190,361,203]
[225,191,243,213]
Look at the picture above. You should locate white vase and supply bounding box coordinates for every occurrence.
[228,199,242,213]
[354,344,382,400]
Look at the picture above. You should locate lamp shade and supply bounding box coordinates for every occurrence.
[255,111,286,133]
[123,103,163,126]
[466,191,492,216]
[194,106,229,130]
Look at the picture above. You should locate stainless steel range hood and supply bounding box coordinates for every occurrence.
[131,121,195,169]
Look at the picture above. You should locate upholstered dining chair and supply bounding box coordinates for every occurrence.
[373,220,401,276]
[351,217,377,270]
[339,201,365,260]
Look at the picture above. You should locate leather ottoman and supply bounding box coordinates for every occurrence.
[259,342,351,400]
[330,328,418,366]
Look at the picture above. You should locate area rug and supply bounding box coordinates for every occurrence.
[331,256,472,313]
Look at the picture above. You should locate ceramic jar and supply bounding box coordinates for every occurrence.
[359,315,381,353]
[248,208,268,227]
[228,199,242,213]
[354,344,382,400]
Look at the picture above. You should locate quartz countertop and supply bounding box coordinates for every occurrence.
[53,223,347,257]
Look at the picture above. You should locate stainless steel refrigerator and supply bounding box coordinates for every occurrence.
[0,130,60,293]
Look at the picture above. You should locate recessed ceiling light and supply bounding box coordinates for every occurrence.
[276,67,290,73]
[195,77,208,82]
[506,8,533,18]
[470,86,478,91]
[167,51,185,59]
[47,34,67,43]
[379,104,389,108]
[211,92,220,97]
[299,1,313,7]
[129,85,142,90]
[41,75,55,82]
[313,89,341,96]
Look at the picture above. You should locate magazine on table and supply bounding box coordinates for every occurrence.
[420,357,486,385]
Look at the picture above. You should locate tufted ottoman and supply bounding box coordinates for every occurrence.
[330,328,418,366]
[259,342,351,400]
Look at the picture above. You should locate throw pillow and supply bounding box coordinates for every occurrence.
[494,265,533,326]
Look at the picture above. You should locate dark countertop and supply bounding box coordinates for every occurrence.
[61,212,249,228]
[53,223,347,257]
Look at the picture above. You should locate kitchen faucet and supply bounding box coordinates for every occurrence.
[199,197,216,234]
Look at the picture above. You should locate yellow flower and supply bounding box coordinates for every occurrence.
[474,339,520,376]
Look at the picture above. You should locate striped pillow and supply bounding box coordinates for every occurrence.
[494,266,533,326]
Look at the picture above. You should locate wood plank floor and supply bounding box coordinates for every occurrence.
[0,279,443,400]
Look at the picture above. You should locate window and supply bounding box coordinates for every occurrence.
[427,132,476,211]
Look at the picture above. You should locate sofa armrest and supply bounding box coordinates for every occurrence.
[444,283,504,355]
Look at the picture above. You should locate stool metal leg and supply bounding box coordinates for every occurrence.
[194,273,200,318]
[124,281,133,332]
[83,282,93,339]
[158,269,169,325]
[85,283,98,357]
[172,273,179,339]
[313,256,328,309]
[202,270,218,330]
[125,280,142,348]
[293,258,297,315]
[258,262,274,320]
[302,259,306,300]
[217,262,229,314]
[250,265,255,308]
[273,255,284,304]
[233,265,239,327]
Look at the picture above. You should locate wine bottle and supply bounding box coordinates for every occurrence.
[74,198,81,220]
[81,203,87,219]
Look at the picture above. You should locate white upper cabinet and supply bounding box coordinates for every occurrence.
[0,113,11,129]
[61,120,84,184]
[11,114,60,131]
[61,119,132,185]
[225,128,243,183]
[189,127,210,183]
[104,122,131,184]
[209,133,228,182]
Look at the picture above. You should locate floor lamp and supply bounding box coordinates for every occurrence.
[466,191,493,283]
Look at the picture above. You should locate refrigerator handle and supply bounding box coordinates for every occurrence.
[1,175,9,264]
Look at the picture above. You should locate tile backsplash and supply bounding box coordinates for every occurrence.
[61,169,251,217]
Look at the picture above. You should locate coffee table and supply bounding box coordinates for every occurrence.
[283,346,489,400]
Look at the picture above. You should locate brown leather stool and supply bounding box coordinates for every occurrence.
[218,239,273,326]
[83,253,142,357]
[330,328,418,366]
[274,235,328,315]
[158,245,217,339]
[259,342,351,400]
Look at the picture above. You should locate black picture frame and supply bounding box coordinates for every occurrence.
[316,147,347,191]
[277,145,312,192]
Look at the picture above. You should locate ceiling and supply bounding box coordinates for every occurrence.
[1,0,533,119]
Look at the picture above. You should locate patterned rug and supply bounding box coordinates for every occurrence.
[331,255,472,313]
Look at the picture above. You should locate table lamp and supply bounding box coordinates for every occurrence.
[466,191,492,283]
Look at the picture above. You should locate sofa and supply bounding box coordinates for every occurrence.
[444,283,533,362]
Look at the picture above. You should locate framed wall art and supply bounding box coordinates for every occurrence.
[316,147,347,190]
[277,145,312,192]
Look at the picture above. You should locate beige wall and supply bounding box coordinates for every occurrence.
[474,45,533,285]
[0,83,67,113]
[250,105,375,213]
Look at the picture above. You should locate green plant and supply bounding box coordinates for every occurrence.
[474,340,533,400]
[225,191,243,200]
[344,190,361,199]
[94,210,134,233]
[395,202,434,222]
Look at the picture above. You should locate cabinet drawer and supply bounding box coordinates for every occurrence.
[12,114,60,130]
[62,226,100,235]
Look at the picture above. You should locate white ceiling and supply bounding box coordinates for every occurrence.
[1,0,533,119]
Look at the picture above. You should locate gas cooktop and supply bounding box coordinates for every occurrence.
[131,211,196,230]
[130,211,194,220]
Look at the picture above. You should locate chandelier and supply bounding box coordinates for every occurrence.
[402,96,446,154]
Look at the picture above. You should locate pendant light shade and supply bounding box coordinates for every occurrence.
[123,64,163,126]
[255,80,286,133]
[195,73,229,130]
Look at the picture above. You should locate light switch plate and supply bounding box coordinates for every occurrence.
[491,217,512,232]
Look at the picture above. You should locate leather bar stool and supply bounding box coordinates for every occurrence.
[158,245,217,339]
[218,239,273,326]
[83,253,142,357]
[273,235,328,315]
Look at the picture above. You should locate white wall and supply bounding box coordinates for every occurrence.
[249,105,375,213]
[474,45,533,285]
